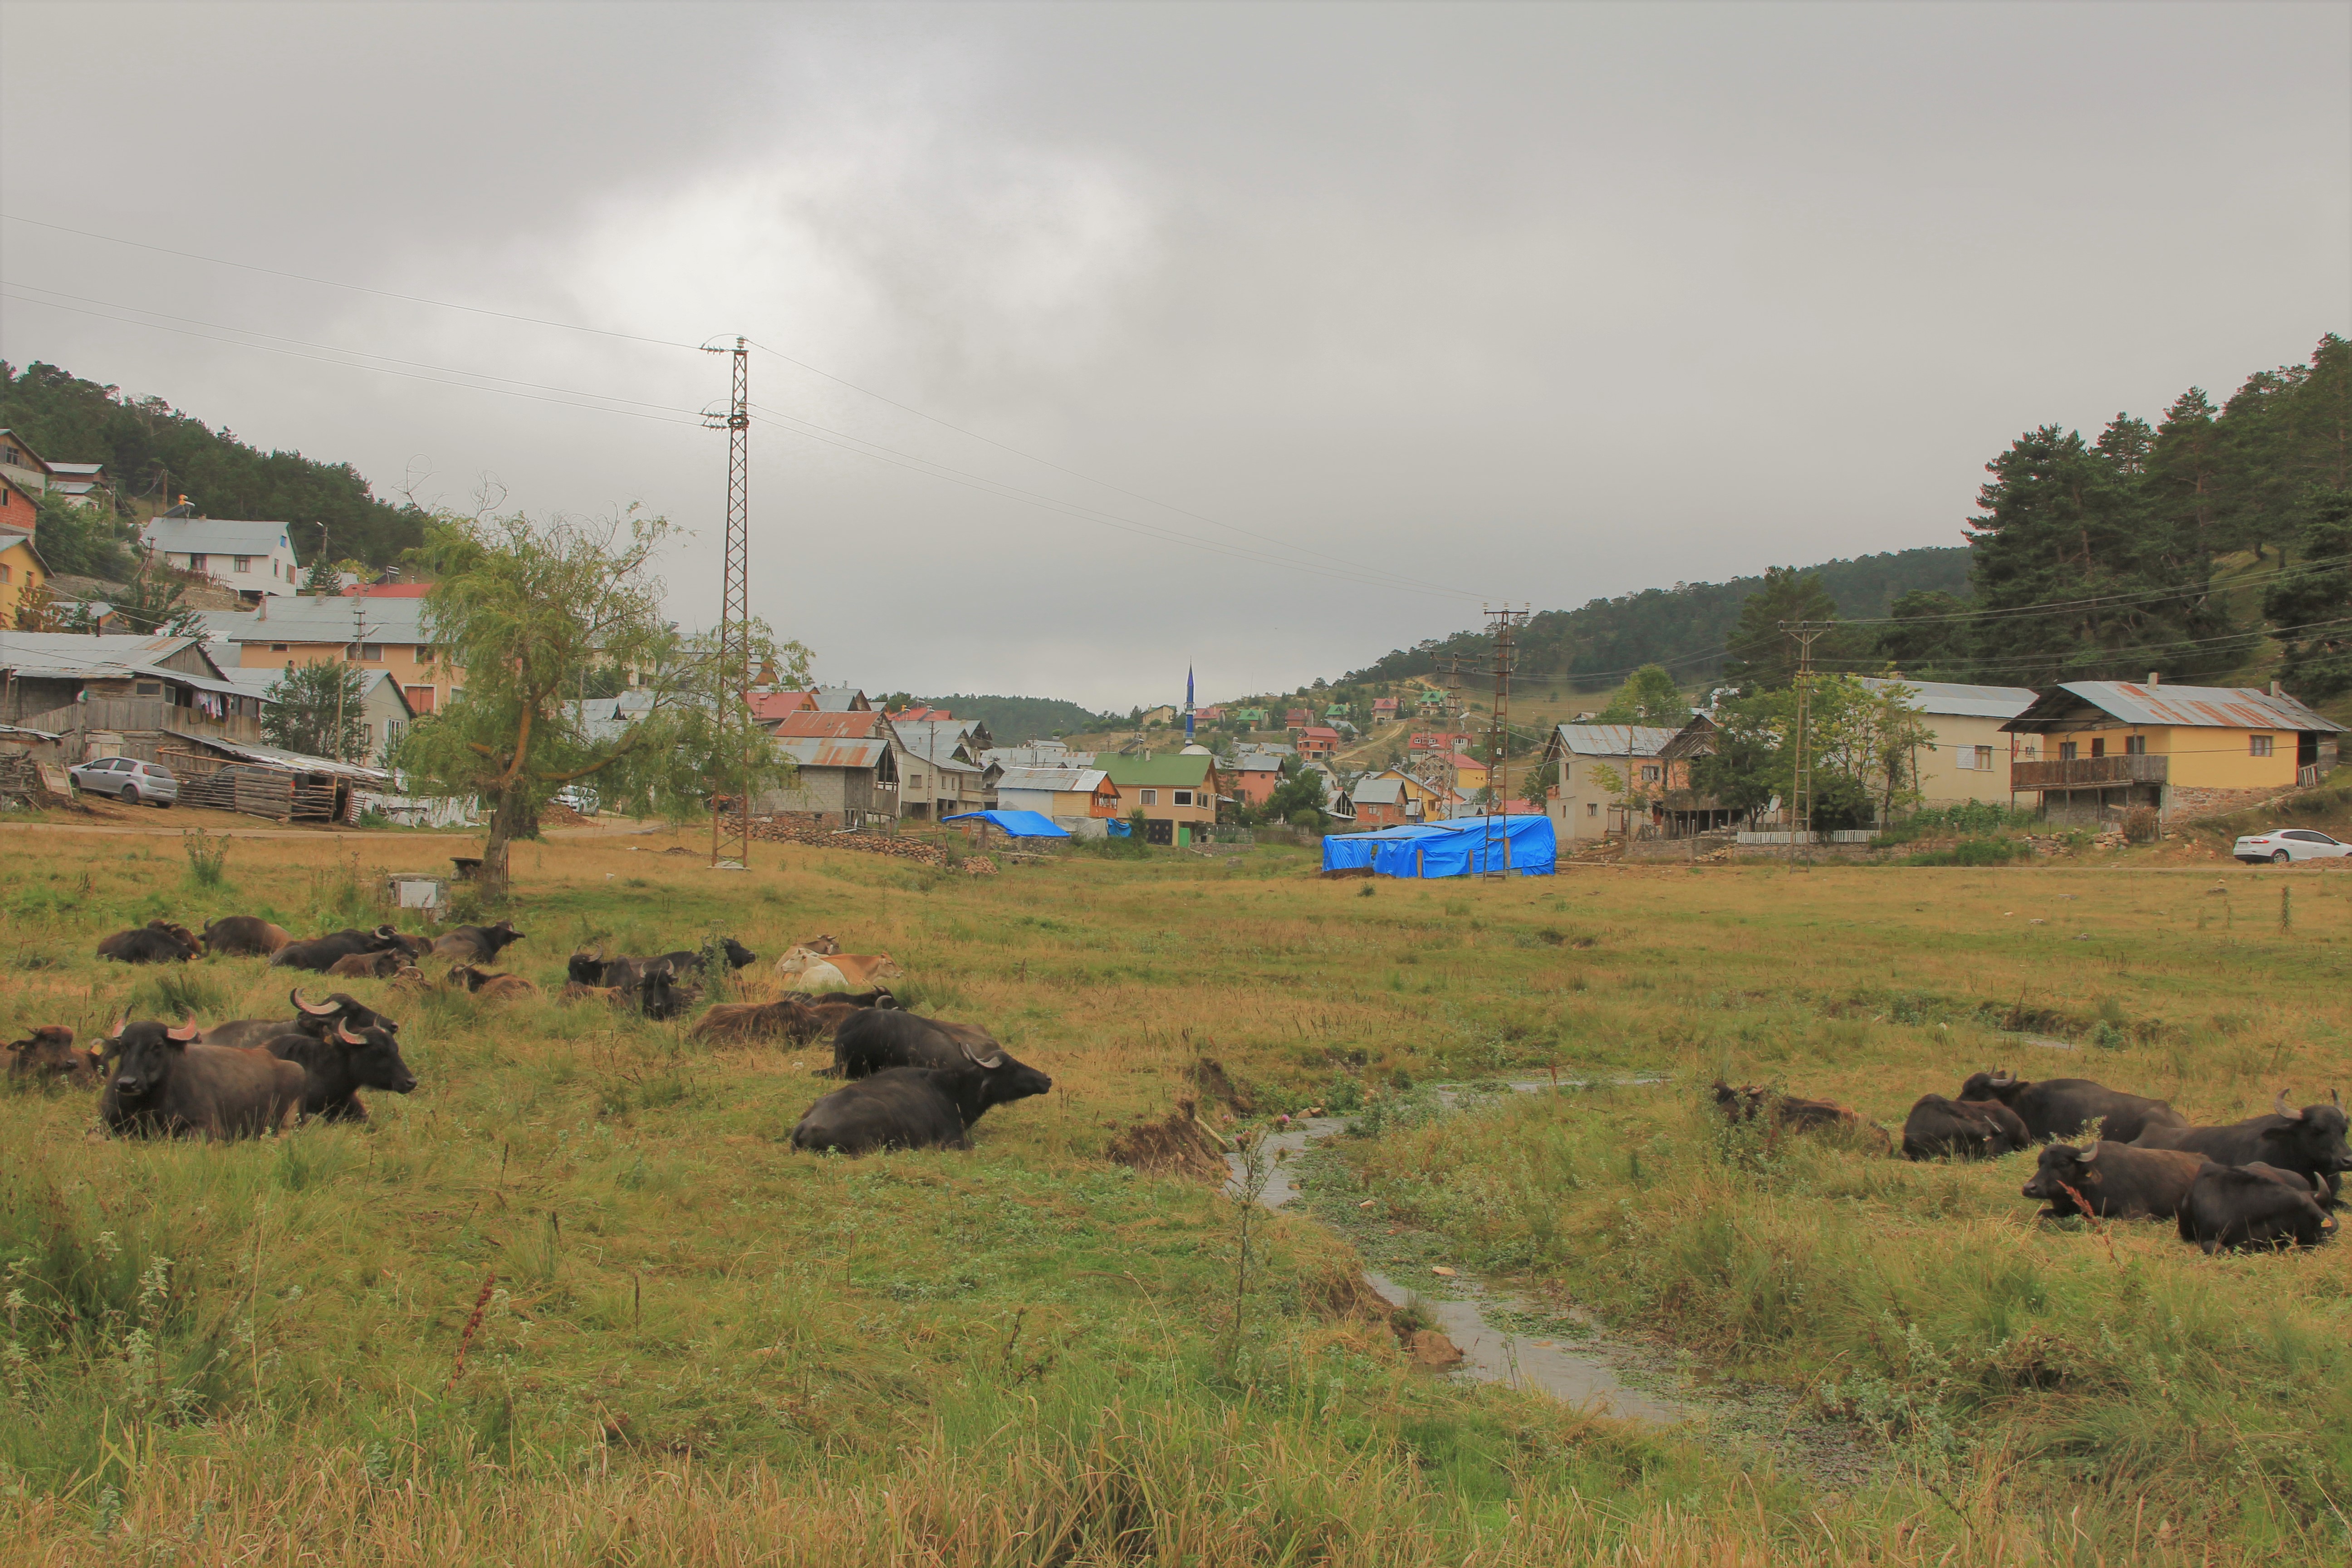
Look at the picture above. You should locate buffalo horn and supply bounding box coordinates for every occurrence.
[165,1015,201,1044]
[2333,1088,2343,1110]
[292,988,338,1016]
[336,1021,366,1045]
[2275,1090,2304,1121]
[109,1010,131,1039]
[1990,1069,2014,1087]
[956,1038,1006,1069]
[2077,1142,2098,1163]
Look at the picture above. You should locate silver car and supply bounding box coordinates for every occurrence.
[68,756,179,807]
[2233,828,2352,865]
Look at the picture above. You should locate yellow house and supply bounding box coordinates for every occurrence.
[2003,679,2343,823]
[0,515,45,628]
[1857,677,2039,807]
[222,590,463,716]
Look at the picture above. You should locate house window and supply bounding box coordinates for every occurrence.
[1586,802,1599,816]
[270,642,288,652]
[188,554,206,571]
[1975,746,1994,769]
[1953,747,1975,771]
[1640,764,1661,783]
[1140,789,1158,806]
[2250,734,2274,757]
[1174,789,1193,806]
[2125,735,2146,755]
[360,643,383,662]
[0,565,10,583]
[233,556,251,573]
[2090,738,2106,759]
[134,682,161,696]
[909,774,924,790]
[403,686,436,715]
[2059,741,2078,761]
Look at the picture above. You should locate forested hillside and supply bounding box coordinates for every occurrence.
[1346,547,1970,690]
[893,693,1116,744]
[0,360,424,568]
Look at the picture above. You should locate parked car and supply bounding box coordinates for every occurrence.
[2232,828,2352,865]
[554,785,600,816]
[67,757,179,808]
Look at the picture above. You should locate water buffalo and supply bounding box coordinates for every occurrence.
[2132,1092,2352,1201]
[2019,1141,2207,1220]
[566,948,678,992]
[271,925,405,972]
[448,966,538,1002]
[267,1020,417,1123]
[7,1025,99,1086]
[328,949,406,979]
[1958,1071,2187,1144]
[790,1049,1054,1156]
[1901,1094,2032,1161]
[201,989,399,1051]
[431,921,526,962]
[200,916,291,957]
[101,1017,305,1139]
[1711,1080,1891,1152]
[2177,1162,2338,1253]
[647,938,756,976]
[96,921,201,964]
[830,1009,1012,1080]
[691,990,895,1045]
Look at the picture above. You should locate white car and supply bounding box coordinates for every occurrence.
[68,756,179,807]
[2233,828,2352,865]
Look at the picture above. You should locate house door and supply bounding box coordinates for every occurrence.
[1144,818,1173,845]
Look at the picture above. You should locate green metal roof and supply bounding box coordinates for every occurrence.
[1100,753,1218,787]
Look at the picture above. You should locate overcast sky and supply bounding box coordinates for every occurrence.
[4,2,2347,710]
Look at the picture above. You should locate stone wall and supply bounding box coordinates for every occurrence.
[2164,784,2283,822]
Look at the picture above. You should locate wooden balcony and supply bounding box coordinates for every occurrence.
[2010,755,2167,790]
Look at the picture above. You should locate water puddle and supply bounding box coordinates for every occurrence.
[1226,1078,1697,1426]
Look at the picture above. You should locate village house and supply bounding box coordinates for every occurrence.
[0,632,269,766]
[746,685,870,725]
[0,430,106,510]
[1230,706,1269,728]
[0,506,47,627]
[1856,677,2039,807]
[1195,705,1225,725]
[994,764,1120,836]
[1372,696,1399,720]
[2002,678,2342,824]
[219,588,463,718]
[754,708,902,827]
[1227,753,1284,807]
[983,742,1096,769]
[1284,707,1313,731]
[1542,722,1681,841]
[1297,724,1341,759]
[140,513,304,603]
[1353,767,1444,826]
[1101,751,1221,846]
[891,715,998,821]
[221,666,414,764]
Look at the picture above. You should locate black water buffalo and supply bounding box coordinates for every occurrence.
[691,989,895,1044]
[267,1020,417,1123]
[790,1051,1054,1156]
[96,920,201,964]
[1958,1071,2187,1144]
[830,1009,1012,1080]
[200,989,399,1051]
[650,938,757,976]
[101,1018,306,1139]
[7,1025,99,1085]
[2019,1141,2208,1220]
[432,921,526,962]
[271,925,406,972]
[199,915,291,957]
[2131,1092,2352,1201]
[1901,1095,2032,1161]
[2177,1162,2338,1254]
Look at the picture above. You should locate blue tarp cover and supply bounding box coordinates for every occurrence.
[941,809,1071,838]
[1327,815,1555,877]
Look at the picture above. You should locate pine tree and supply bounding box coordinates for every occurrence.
[1717,568,1845,693]
[2261,489,2352,699]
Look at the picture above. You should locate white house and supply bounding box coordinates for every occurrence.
[140,516,303,603]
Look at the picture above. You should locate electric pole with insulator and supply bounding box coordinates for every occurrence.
[1781,620,1828,866]
[705,337,752,870]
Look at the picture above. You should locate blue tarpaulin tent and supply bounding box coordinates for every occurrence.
[1320,823,1446,872]
[1348,815,1555,878]
[941,809,1070,838]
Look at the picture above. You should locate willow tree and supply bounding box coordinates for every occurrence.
[391,510,805,895]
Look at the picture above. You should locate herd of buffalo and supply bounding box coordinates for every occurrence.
[6,916,1052,1157]
[1716,1070,2348,1254]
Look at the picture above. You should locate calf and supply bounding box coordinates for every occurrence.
[2019,1141,2207,1220]
[790,1049,1054,1155]
[267,1020,418,1123]
[1901,1095,2032,1161]
[1958,1071,2186,1144]
[201,989,398,1051]
[1711,1080,1890,1152]
[271,925,405,972]
[200,916,291,957]
[7,1025,99,1086]
[101,1017,305,1140]
[2132,1091,2352,1202]
[96,921,201,964]
[448,966,538,1002]
[431,921,526,963]
[327,949,406,980]
[2177,1163,2337,1254]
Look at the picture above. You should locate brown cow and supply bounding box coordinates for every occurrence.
[449,966,538,1002]
[1711,1080,1891,1154]
[327,949,405,979]
[776,947,903,991]
[692,989,897,1045]
[8,1025,100,1086]
[100,1018,305,1140]
[795,934,841,955]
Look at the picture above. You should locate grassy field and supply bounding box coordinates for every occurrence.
[1,819,2347,1564]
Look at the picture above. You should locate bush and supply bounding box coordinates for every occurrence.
[1902,837,2029,867]
[2120,805,2159,843]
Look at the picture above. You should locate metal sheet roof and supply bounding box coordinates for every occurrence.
[1855,676,2038,719]
[139,518,295,557]
[233,595,430,644]
[995,766,1108,794]
[1552,723,1679,758]
[166,730,390,782]
[2010,681,2344,732]
[774,735,893,769]
[770,710,889,740]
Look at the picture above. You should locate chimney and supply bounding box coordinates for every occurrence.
[2270,679,2282,697]
[2147,671,2159,685]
